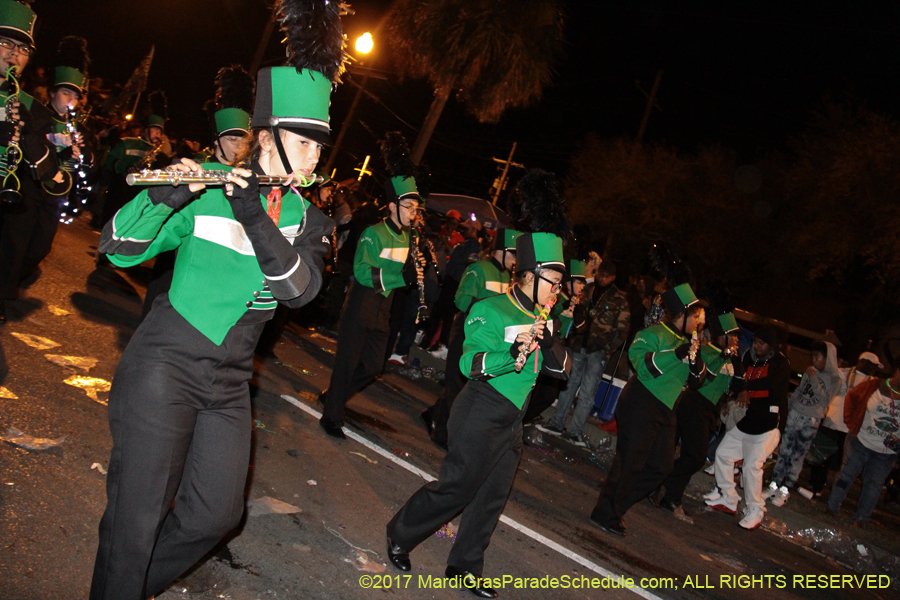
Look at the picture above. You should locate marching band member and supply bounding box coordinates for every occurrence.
[89,1,344,597]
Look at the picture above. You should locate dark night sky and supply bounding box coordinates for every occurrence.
[32,1,900,198]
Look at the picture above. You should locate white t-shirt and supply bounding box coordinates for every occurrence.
[823,368,875,433]
[856,389,900,454]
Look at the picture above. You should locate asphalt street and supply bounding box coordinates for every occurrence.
[1,217,898,600]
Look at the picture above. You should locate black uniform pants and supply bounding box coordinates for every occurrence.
[387,286,419,359]
[592,379,677,526]
[323,282,393,424]
[90,296,261,600]
[388,381,525,576]
[428,311,467,444]
[661,389,720,505]
[0,189,59,299]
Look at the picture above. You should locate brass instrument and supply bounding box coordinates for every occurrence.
[57,106,92,223]
[514,295,557,372]
[128,140,163,174]
[126,168,323,188]
[1,66,23,204]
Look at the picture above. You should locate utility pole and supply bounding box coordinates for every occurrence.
[635,70,663,145]
[324,75,369,175]
[489,143,524,205]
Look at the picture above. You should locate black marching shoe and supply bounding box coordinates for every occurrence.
[445,566,498,598]
[319,415,346,439]
[658,497,679,513]
[386,537,411,572]
[589,514,627,537]
[421,408,435,436]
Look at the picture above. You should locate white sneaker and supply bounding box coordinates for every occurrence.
[429,345,448,360]
[702,487,722,501]
[739,507,765,530]
[762,481,779,500]
[703,463,715,476]
[705,497,738,515]
[770,486,790,507]
[388,353,408,366]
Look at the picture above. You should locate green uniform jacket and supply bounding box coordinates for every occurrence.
[630,323,706,409]
[105,137,153,175]
[697,343,733,406]
[454,257,510,312]
[461,290,571,409]
[353,219,410,297]
[100,164,333,345]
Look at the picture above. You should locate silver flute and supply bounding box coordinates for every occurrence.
[126,169,323,187]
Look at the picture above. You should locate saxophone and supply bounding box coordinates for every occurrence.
[1,66,23,204]
[128,139,163,174]
[56,106,92,223]
[514,294,557,372]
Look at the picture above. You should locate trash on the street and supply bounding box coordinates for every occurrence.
[435,522,457,541]
[0,387,17,399]
[11,332,61,350]
[253,420,277,435]
[391,448,410,458]
[274,360,314,377]
[858,544,869,557]
[297,391,318,402]
[1,427,66,451]
[319,346,335,355]
[348,551,386,574]
[45,354,99,371]
[310,332,335,343]
[91,462,108,475]
[350,451,377,464]
[286,449,301,457]
[63,375,111,404]
[48,305,71,316]
[307,479,317,486]
[247,496,302,517]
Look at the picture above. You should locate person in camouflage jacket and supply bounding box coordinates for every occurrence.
[539,262,630,445]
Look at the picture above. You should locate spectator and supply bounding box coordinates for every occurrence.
[806,352,883,498]
[537,261,629,448]
[826,360,900,524]
[764,341,840,507]
[705,325,791,530]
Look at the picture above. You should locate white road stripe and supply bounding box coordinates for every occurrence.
[279,393,665,599]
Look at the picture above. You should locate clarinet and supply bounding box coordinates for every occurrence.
[1,66,23,204]
[412,227,429,323]
[514,294,558,372]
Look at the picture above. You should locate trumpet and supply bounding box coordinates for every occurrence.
[125,168,323,188]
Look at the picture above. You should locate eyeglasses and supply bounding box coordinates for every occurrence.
[538,274,563,293]
[398,202,419,212]
[0,39,35,57]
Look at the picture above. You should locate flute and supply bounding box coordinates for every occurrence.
[514,295,557,372]
[126,169,323,187]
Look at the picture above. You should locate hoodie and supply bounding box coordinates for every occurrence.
[789,341,841,421]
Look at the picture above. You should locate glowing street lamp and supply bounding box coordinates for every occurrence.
[355,32,373,54]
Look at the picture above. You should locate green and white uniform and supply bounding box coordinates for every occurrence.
[454,257,510,312]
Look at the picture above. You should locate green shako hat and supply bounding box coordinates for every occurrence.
[210,66,254,137]
[516,232,565,273]
[494,228,523,252]
[709,312,740,337]
[251,0,348,149]
[0,0,36,46]
[568,259,587,279]
[52,37,90,95]
[661,282,700,314]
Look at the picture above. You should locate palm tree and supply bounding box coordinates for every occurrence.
[386,0,565,163]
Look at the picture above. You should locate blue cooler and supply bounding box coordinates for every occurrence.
[591,376,627,422]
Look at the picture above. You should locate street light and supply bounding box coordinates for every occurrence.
[324,33,375,174]
[355,32,373,54]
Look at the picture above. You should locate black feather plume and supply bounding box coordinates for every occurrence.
[702,280,734,315]
[380,131,416,179]
[414,162,431,200]
[513,169,572,243]
[214,65,255,112]
[649,241,691,287]
[146,90,168,120]
[276,0,351,84]
[56,36,90,74]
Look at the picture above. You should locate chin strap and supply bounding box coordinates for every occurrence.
[532,266,543,307]
[270,126,294,175]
